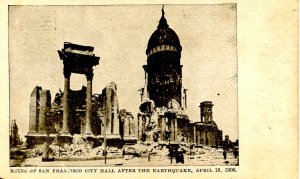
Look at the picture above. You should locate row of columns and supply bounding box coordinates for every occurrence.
[193,126,217,146]
[168,117,177,142]
[123,115,135,137]
[61,69,94,136]
[137,113,191,143]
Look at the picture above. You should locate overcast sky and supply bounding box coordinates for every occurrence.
[9,4,238,141]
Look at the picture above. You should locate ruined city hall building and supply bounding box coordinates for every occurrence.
[25,8,223,148]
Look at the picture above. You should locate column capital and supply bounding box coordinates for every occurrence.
[63,68,71,78]
[86,71,94,81]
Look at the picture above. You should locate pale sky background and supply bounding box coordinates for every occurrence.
[9,5,238,141]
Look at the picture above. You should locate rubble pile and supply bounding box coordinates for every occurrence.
[123,143,146,157]
[122,142,188,159]
[23,134,238,166]
[25,135,123,159]
[151,144,169,157]
[26,142,48,158]
[48,135,90,157]
[187,146,238,166]
[193,146,206,155]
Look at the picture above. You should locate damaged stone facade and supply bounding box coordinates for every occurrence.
[25,81,135,148]
[137,101,190,144]
[26,43,136,148]
[27,86,51,135]
[119,109,137,142]
[192,101,223,147]
[97,82,126,145]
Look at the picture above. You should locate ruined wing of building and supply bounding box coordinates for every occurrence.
[25,43,137,148]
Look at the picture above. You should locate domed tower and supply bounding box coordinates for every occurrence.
[143,7,183,108]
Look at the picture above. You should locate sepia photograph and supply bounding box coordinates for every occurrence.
[9,4,238,167]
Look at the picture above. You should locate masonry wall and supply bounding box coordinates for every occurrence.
[28,86,42,134]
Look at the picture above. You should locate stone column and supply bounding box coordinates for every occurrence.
[196,130,198,144]
[28,86,42,134]
[213,131,217,146]
[129,116,134,136]
[105,88,112,135]
[193,125,196,143]
[185,120,188,141]
[134,114,138,138]
[161,116,166,141]
[62,70,71,135]
[201,131,205,145]
[85,71,93,136]
[210,132,213,146]
[124,118,129,137]
[170,119,174,142]
[38,98,46,133]
[138,114,143,141]
[112,95,119,135]
[38,90,51,134]
[174,118,178,142]
[199,131,202,144]
[100,115,104,136]
[80,116,85,134]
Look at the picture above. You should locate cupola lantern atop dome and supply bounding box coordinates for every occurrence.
[146,6,182,57]
[157,5,169,29]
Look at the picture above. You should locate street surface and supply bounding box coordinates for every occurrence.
[13,149,238,167]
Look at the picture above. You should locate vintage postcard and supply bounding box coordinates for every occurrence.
[0,0,298,179]
[9,4,238,167]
